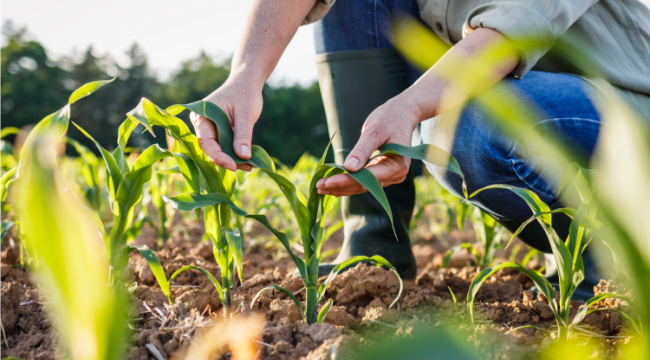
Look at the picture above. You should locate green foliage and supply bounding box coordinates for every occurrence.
[15,87,129,360]
[465,168,635,341]
[73,119,174,282]
[1,220,15,244]
[134,245,223,304]
[441,207,502,269]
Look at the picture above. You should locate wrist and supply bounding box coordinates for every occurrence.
[390,95,424,129]
[226,65,266,94]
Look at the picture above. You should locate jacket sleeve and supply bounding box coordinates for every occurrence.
[463,0,598,78]
[303,0,336,25]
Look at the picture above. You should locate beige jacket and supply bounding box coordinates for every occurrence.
[304,0,650,119]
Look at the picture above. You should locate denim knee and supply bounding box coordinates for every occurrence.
[420,72,602,221]
[313,0,420,54]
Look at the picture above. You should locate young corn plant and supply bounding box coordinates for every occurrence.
[442,207,502,269]
[72,116,183,284]
[10,79,114,268]
[4,80,129,358]
[466,164,641,341]
[128,98,277,311]
[131,98,466,324]
[66,137,104,213]
[133,244,223,304]
[17,135,130,360]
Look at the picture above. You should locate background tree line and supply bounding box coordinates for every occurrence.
[1,21,331,165]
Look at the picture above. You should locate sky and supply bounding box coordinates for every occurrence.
[3,0,650,87]
[1,0,318,86]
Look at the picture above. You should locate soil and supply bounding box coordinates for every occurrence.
[0,219,637,360]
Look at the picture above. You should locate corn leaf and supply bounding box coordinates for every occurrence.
[251,285,305,320]
[505,325,551,338]
[21,135,128,360]
[180,100,318,253]
[0,127,19,139]
[1,220,15,243]
[317,299,334,325]
[171,153,200,194]
[134,245,172,302]
[456,202,469,230]
[571,292,636,328]
[163,192,309,283]
[470,185,573,314]
[21,79,113,163]
[374,143,464,179]
[104,144,171,267]
[317,255,403,309]
[118,117,139,151]
[169,265,223,301]
[182,101,276,171]
[1,167,18,202]
[317,164,396,238]
[585,308,643,335]
[73,122,124,198]
[223,228,244,282]
[467,262,559,327]
[130,98,226,195]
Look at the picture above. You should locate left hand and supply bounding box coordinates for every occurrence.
[316,97,422,197]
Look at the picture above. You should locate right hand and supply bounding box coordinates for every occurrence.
[190,79,263,172]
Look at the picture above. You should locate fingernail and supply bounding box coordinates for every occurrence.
[239,144,250,157]
[225,164,236,171]
[345,157,360,170]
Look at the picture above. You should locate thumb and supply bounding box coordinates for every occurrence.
[233,115,254,159]
[345,130,381,172]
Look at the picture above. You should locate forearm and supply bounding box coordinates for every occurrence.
[230,0,318,90]
[400,27,520,121]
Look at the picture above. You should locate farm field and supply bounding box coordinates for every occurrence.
[1,79,649,360]
[2,217,632,360]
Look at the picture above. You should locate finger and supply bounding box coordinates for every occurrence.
[318,157,409,191]
[318,187,369,197]
[344,129,382,172]
[318,173,365,192]
[237,163,253,172]
[193,114,237,171]
[233,114,254,160]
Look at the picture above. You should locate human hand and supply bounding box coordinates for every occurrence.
[190,79,263,172]
[316,97,422,196]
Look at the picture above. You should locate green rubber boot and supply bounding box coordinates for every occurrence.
[315,48,417,280]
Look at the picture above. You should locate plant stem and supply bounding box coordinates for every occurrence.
[305,286,317,324]
[557,324,569,341]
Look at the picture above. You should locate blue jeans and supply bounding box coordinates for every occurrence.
[313,0,602,249]
[421,71,601,224]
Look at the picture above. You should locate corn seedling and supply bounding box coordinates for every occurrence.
[442,207,502,269]
[9,79,114,269]
[13,81,129,359]
[129,98,468,323]
[123,99,255,311]
[133,244,223,305]
[466,165,640,340]
[66,137,104,213]
[72,120,178,284]
[149,157,179,243]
